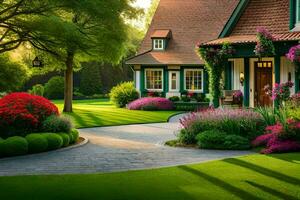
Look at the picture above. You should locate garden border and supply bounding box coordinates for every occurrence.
[0,136,89,161]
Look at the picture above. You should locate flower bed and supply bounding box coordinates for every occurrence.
[177,108,265,149]
[252,120,300,154]
[0,93,80,158]
[127,97,174,111]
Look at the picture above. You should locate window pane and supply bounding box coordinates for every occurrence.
[185,70,202,91]
[146,70,163,90]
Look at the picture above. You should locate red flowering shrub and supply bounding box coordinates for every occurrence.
[0,93,59,137]
[252,120,300,154]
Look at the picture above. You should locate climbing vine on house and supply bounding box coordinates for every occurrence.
[197,43,235,107]
[254,27,275,57]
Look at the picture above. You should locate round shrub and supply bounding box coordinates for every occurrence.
[178,129,197,145]
[44,76,64,100]
[59,133,70,147]
[196,130,227,149]
[127,97,174,110]
[0,93,59,138]
[42,115,72,133]
[70,129,79,143]
[109,82,139,108]
[3,136,28,156]
[42,133,63,150]
[223,135,251,150]
[25,134,48,153]
[30,84,44,96]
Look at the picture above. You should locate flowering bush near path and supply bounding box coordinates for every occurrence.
[128,97,174,111]
[0,93,79,158]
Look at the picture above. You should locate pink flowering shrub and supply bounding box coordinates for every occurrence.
[252,120,300,154]
[264,81,294,106]
[255,27,275,57]
[233,90,243,104]
[179,108,264,141]
[127,97,174,110]
[286,44,300,73]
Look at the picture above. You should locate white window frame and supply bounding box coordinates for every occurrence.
[169,71,180,92]
[184,69,204,93]
[153,39,164,50]
[145,68,164,91]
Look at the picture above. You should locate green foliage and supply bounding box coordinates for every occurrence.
[178,129,197,145]
[30,84,45,96]
[25,134,48,153]
[42,133,63,150]
[3,136,28,156]
[0,54,28,92]
[223,135,251,150]
[181,96,191,102]
[0,137,4,157]
[42,115,72,133]
[44,76,64,100]
[79,63,102,96]
[255,107,277,126]
[145,0,160,29]
[59,133,70,147]
[196,130,250,150]
[168,96,180,102]
[198,43,234,107]
[70,129,79,143]
[196,130,227,149]
[109,82,139,107]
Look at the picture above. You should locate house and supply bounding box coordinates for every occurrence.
[126,0,239,98]
[202,0,300,107]
[126,0,300,108]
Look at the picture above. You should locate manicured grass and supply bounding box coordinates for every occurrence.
[1,153,300,200]
[53,99,180,128]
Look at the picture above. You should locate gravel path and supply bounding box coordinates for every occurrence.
[0,113,251,176]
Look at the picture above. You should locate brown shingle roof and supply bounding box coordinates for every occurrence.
[151,29,172,38]
[127,0,239,65]
[231,0,290,36]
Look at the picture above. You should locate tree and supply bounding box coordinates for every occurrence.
[27,0,140,112]
[79,63,102,96]
[145,0,160,29]
[0,53,28,92]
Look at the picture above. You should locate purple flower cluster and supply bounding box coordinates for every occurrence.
[255,27,275,57]
[256,27,274,40]
[286,44,300,63]
[179,108,262,130]
[127,97,174,110]
[233,90,243,103]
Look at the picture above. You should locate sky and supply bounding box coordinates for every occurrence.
[130,0,153,29]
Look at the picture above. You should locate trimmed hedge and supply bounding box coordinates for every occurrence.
[42,133,63,150]
[0,137,4,157]
[60,133,70,147]
[25,134,48,153]
[3,136,28,156]
[70,129,79,144]
[109,82,139,108]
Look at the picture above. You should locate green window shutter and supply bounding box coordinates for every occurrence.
[243,58,250,107]
[224,61,232,90]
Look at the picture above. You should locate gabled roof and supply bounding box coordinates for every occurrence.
[126,0,239,65]
[205,0,299,46]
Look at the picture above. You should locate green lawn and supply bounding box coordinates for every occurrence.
[1,153,300,200]
[53,99,180,128]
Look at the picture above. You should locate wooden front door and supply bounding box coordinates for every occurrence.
[255,61,273,107]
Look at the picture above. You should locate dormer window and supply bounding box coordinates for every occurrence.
[151,29,172,51]
[153,39,164,50]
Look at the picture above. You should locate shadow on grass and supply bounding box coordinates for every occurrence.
[224,158,300,186]
[266,153,300,164]
[65,110,88,128]
[178,166,260,200]
[245,181,298,200]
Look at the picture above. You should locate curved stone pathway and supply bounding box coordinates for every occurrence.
[0,114,251,176]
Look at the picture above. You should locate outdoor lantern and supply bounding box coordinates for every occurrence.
[32,56,42,68]
[240,72,244,86]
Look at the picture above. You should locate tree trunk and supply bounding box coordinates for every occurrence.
[63,52,74,112]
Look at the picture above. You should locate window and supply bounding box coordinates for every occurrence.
[153,39,164,50]
[145,69,163,90]
[184,69,203,92]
